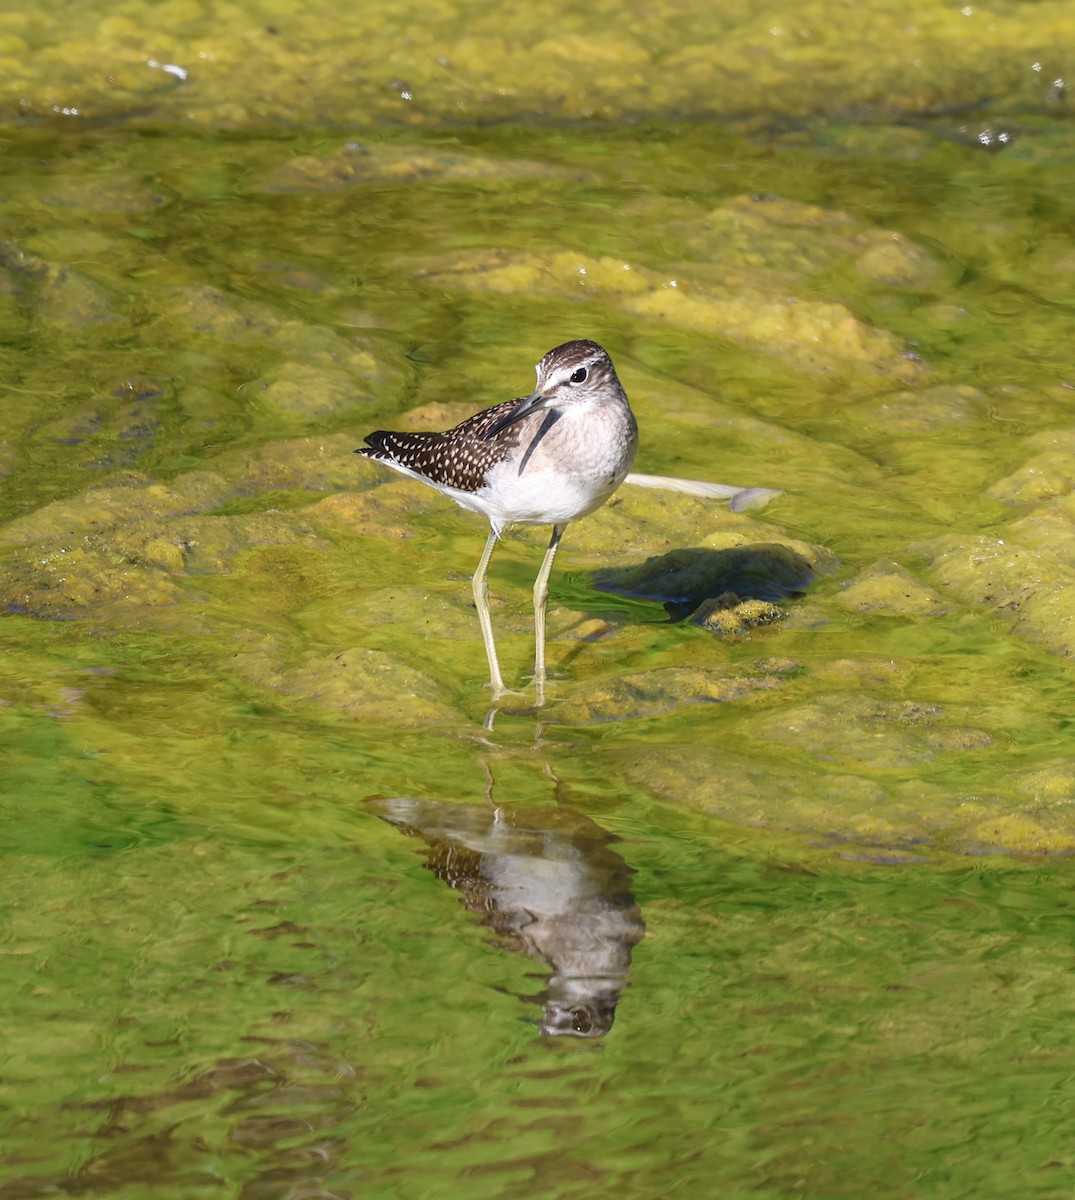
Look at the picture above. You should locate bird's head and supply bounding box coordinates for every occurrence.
[483,340,624,439]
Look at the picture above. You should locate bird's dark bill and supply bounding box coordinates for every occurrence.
[483,391,546,440]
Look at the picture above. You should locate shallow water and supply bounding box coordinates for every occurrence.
[3,100,1075,1199]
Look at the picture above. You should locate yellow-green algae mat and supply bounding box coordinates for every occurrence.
[4,121,1075,857]
[5,112,1075,1196]
[6,117,1075,1195]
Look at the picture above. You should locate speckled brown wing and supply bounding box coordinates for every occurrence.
[356,398,524,493]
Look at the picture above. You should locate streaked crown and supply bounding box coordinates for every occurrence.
[534,340,624,401]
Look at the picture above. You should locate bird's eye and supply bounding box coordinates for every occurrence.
[569,367,588,384]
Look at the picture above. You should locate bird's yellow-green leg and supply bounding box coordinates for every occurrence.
[473,528,506,697]
[532,523,566,705]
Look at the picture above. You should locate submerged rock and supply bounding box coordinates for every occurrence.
[302,483,442,538]
[166,286,403,393]
[680,193,951,292]
[258,143,593,192]
[0,472,233,544]
[548,666,779,724]
[691,593,784,634]
[231,637,458,726]
[252,361,374,421]
[0,501,327,620]
[40,176,165,212]
[413,248,924,377]
[215,434,378,494]
[845,384,986,435]
[624,745,926,845]
[625,743,1075,859]
[988,428,1075,505]
[951,813,1075,857]
[347,583,512,639]
[918,532,1075,657]
[1,1,1071,128]
[1006,493,1075,566]
[1,539,185,616]
[747,693,992,771]
[0,237,119,329]
[832,561,949,616]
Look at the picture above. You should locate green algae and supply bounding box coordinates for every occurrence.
[415,245,924,377]
[832,559,950,616]
[3,38,1075,1199]
[2,121,1075,843]
[2,0,1074,127]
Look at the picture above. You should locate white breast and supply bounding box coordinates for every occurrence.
[476,403,637,530]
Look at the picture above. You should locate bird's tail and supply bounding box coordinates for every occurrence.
[624,472,781,513]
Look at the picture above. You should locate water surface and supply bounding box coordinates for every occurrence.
[3,64,1075,1200]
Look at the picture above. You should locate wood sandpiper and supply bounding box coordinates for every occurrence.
[356,340,638,700]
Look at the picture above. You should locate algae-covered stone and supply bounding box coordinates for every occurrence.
[148,512,327,575]
[253,362,374,421]
[231,637,458,726]
[854,237,947,289]
[572,617,617,641]
[0,472,233,544]
[952,814,1075,857]
[682,194,862,274]
[561,483,750,556]
[291,646,458,726]
[988,428,1075,505]
[215,434,374,494]
[691,593,784,634]
[847,384,986,435]
[270,328,400,391]
[811,657,910,689]
[623,744,1067,859]
[413,248,645,299]
[415,248,923,377]
[168,287,402,392]
[169,285,267,340]
[383,399,486,432]
[548,667,779,724]
[300,570,573,673]
[1005,493,1075,568]
[1016,762,1075,803]
[258,143,593,192]
[621,744,941,850]
[0,237,119,329]
[832,561,948,616]
[560,479,835,578]
[0,264,22,299]
[1,0,1072,128]
[632,282,923,377]
[918,532,1075,657]
[348,584,493,640]
[747,693,992,771]
[681,194,949,292]
[34,391,164,466]
[0,506,327,619]
[302,483,442,537]
[40,176,165,213]
[0,540,184,617]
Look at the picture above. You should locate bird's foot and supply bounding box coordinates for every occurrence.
[482,686,537,732]
[487,679,525,701]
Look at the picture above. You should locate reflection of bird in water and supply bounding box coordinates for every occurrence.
[370,797,645,1038]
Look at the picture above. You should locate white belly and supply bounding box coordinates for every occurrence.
[493,404,636,525]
